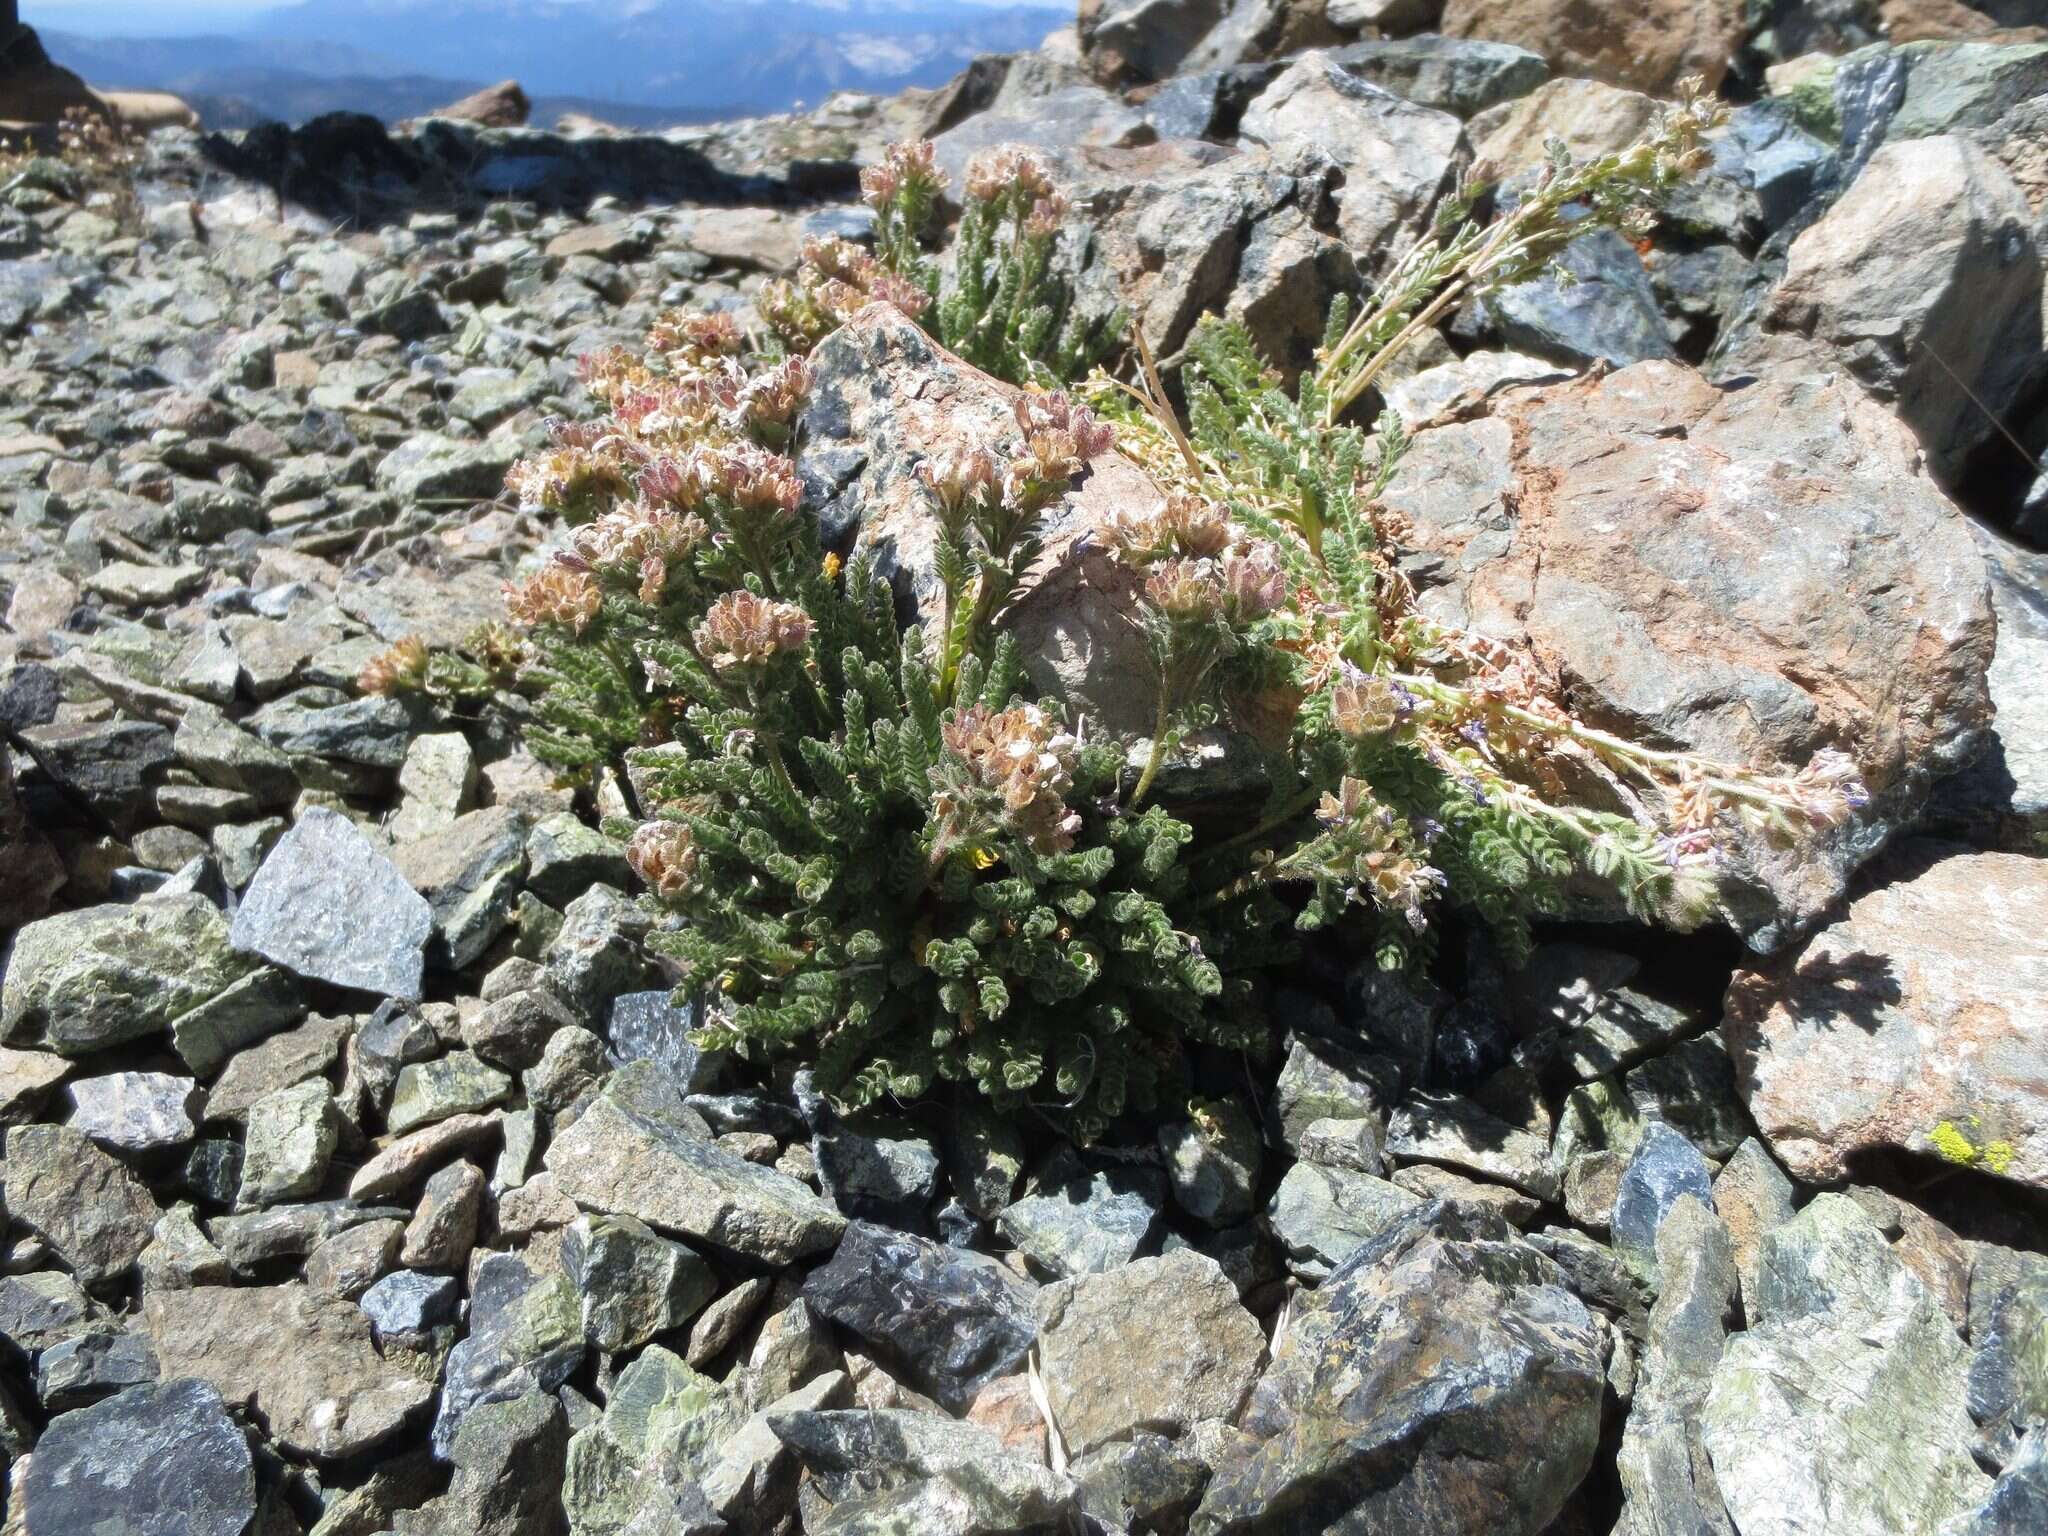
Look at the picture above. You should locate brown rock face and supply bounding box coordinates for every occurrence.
[419,78,530,127]
[1440,0,1745,94]
[1382,360,1995,944]
[1724,842,2048,1191]
[1760,135,2041,486]
[145,1283,434,1459]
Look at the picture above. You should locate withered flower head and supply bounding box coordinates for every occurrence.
[694,590,813,673]
[940,703,1082,855]
[916,442,1001,516]
[1105,492,1231,565]
[358,634,429,696]
[1786,747,1869,830]
[1013,392,1115,460]
[1145,557,1226,624]
[627,819,699,901]
[1330,671,1413,740]
[1316,776,1444,932]
[1222,544,1287,620]
[964,146,1057,205]
[506,560,604,634]
[860,139,946,210]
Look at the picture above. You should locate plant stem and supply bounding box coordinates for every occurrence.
[1129,689,1174,809]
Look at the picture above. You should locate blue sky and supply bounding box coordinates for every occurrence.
[33,0,1057,24]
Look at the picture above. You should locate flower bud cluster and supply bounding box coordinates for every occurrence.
[964,146,1057,208]
[1330,670,1416,740]
[357,635,429,696]
[937,703,1083,856]
[647,309,744,367]
[861,139,946,212]
[505,419,642,521]
[693,590,814,674]
[627,819,699,900]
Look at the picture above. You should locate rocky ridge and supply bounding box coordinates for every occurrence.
[2,2,2047,1534]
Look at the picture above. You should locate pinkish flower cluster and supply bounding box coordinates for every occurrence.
[937,703,1083,856]
[1105,493,1233,563]
[963,146,1057,206]
[647,309,744,365]
[357,635,429,696]
[1104,489,1289,630]
[999,392,1116,511]
[860,139,946,211]
[505,561,604,635]
[1329,671,1416,740]
[915,443,1002,518]
[504,419,643,520]
[693,591,814,674]
[1783,747,1870,829]
[627,819,699,900]
[570,502,708,604]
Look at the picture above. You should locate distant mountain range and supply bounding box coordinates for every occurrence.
[43,1,1070,127]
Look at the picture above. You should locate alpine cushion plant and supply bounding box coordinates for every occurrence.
[760,139,1122,388]
[496,103,1866,1135]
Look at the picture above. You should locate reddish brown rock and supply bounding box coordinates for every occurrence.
[1441,0,1746,94]
[416,79,529,128]
[1382,360,1994,942]
[1724,842,2048,1191]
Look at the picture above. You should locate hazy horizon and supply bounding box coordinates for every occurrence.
[30,0,1072,123]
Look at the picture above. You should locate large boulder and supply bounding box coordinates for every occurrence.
[804,1221,1037,1412]
[1441,0,1746,94]
[0,747,62,928]
[3,1123,158,1288]
[1746,134,2043,487]
[1381,359,1994,946]
[1033,1250,1264,1456]
[1238,51,1465,274]
[1193,1203,1605,1535]
[1614,1196,1741,1536]
[230,807,434,1000]
[1724,841,2048,1190]
[1700,1194,1990,1535]
[22,1378,255,1536]
[543,1077,845,1264]
[2,894,260,1056]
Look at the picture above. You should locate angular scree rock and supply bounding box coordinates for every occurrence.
[1194,1201,1606,1536]
[230,806,433,1000]
[1725,840,2048,1191]
[803,1220,1038,1413]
